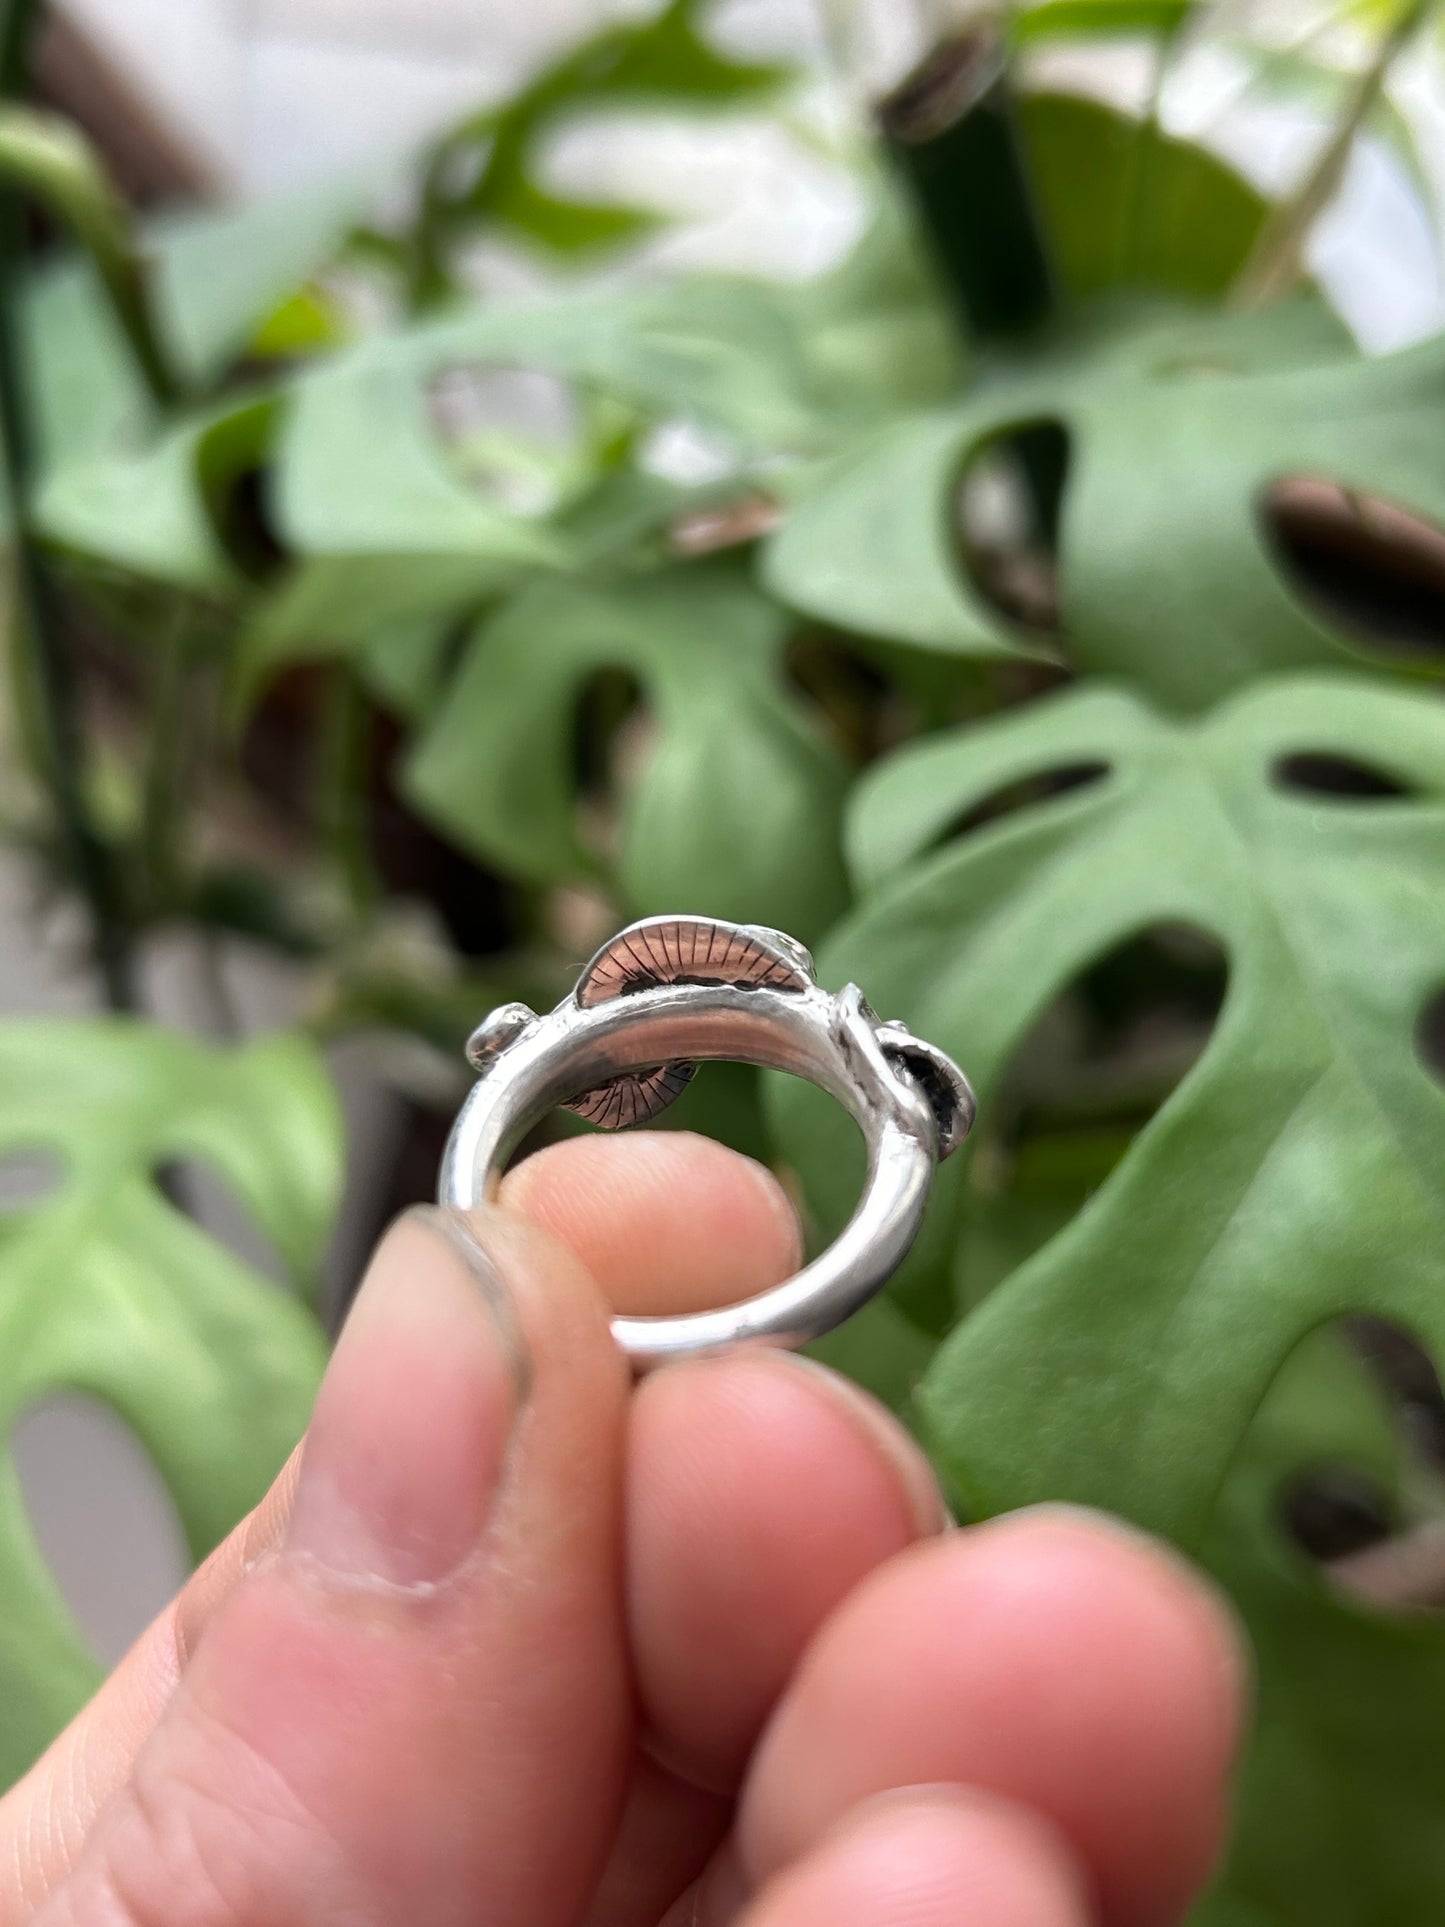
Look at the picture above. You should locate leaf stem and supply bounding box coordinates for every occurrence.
[877,25,1058,344]
[1117,16,1187,285]
[139,609,190,917]
[0,0,137,1009]
[404,138,458,313]
[1231,0,1432,309]
[316,666,379,929]
[814,0,862,90]
[0,105,181,407]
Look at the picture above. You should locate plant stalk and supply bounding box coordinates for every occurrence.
[317,666,380,929]
[1117,13,1189,286]
[0,105,180,407]
[879,25,1063,532]
[879,25,1057,342]
[138,610,190,917]
[1231,0,1432,309]
[0,0,136,1008]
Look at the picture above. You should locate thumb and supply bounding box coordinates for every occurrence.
[35,1207,632,1927]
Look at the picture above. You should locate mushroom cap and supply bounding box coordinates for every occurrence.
[566,916,814,1129]
[575,916,814,1010]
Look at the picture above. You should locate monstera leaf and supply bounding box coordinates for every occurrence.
[1186,1327,1445,1925]
[1018,91,1266,301]
[227,272,846,676]
[437,0,785,256]
[0,1020,341,1783]
[404,566,849,941]
[764,298,1445,708]
[771,673,1445,1543]
[37,392,279,599]
[1200,1502,1445,1922]
[148,170,383,383]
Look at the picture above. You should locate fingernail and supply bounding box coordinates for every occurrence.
[768,1352,950,1538]
[286,1207,527,1589]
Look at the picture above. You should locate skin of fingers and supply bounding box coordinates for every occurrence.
[0,1448,307,1922]
[33,1207,634,1927]
[0,1131,807,1919]
[501,1131,804,1316]
[735,1787,1093,1927]
[581,1355,948,1927]
[627,1352,946,1793]
[735,1511,1247,1927]
[582,1753,731,1927]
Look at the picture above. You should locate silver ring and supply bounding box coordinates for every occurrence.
[438,915,975,1372]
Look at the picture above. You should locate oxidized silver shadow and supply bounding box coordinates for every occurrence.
[439,914,974,1373]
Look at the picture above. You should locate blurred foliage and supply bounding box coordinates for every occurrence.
[2,0,1445,1912]
[780,674,1445,1536]
[0,1024,337,1779]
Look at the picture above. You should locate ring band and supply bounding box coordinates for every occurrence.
[438,915,975,1372]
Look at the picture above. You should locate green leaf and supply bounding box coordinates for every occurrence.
[1014,0,1195,39]
[19,257,150,469]
[1190,1331,1445,1923]
[0,106,179,405]
[234,274,836,679]
[473,173,661,255]
[452,0,786,256]
[0,1020,340,1783]
[248,286,348,361]
[775,188,965,414]
[1200,1539,1445,1924]
[772,673,1445,1543]
[1,240,150,536]
[1019,92,1267,301]
[290,275,827,461]
[763,300,1445,707]
[147,167,384,383]
[404,566,849,939]
[36,390,277,597]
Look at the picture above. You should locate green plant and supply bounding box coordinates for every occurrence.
[2,0,1445,1913]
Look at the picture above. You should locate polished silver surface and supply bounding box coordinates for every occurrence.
[440,915,975,1372]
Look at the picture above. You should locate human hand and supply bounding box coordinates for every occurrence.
[0,1132,1245,1927]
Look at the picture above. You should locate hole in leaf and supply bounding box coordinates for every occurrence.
[955,419,1069,633]
[1275,1318,1445,1615]
[0,1147,63,1212]
[958,924,1228,1309]
[13,1394,189,1666]
[427,365,580,516]
[1351,1315,1445,1467]
[1414,986,1445,1089]
[638,419,741,488]
[153,1160,292,1293]
[571,667,650,862]
[1272,752,1415,800]
[1281,1464,1396,1561]
[1014,922,1227,1122]
[200,397,287,583]
[925,761,1110,853]
[1260,477,1445,660]
[213,465,288,582]
[785,633,920,762]
[367,695,518,962]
